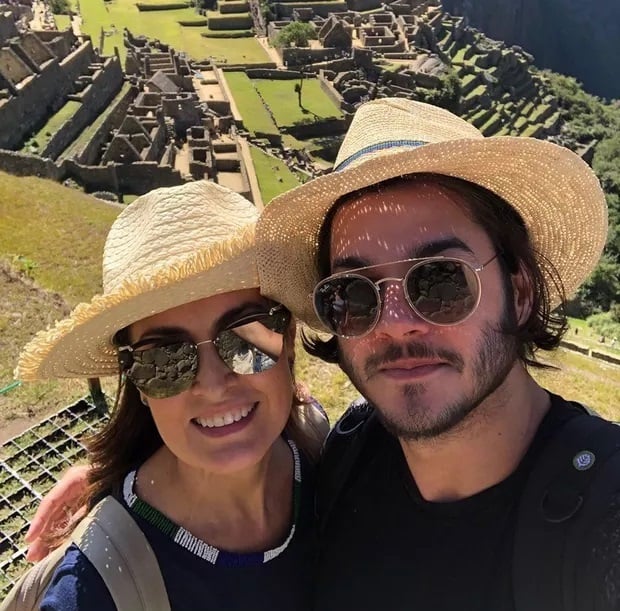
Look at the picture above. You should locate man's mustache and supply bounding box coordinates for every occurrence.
[364,342,465,379]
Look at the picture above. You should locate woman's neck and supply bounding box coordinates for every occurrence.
[135,436,294,553]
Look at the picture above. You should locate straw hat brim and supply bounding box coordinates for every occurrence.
[16,226,259,380]
[257,136,608,330]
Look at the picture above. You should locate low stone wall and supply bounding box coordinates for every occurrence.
[281,46,344,66]
[560,340,620,366]
[591,351,620,367]
[115,162,184,194]
[245,68,302,79]
[63,159,119,192]
[273,0,347,17]
[559,340,589,355]
[282,116,346,138]
[317,72,343,110]
[207,13,253,29]
[0,149,61,180]
[348,0,382,11]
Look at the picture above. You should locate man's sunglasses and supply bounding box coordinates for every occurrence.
[117,305,291,399]
[313,255,498,338]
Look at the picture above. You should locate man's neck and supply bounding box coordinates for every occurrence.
[398,366,550,502]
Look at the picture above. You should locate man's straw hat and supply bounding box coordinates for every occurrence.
[257,98,608,330]
[16,181,259,380]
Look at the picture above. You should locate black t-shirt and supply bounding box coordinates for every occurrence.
[314,394,594,611]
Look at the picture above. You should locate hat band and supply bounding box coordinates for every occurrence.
[334,139,428,172]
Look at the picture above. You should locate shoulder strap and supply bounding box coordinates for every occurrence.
[513,412,620,611]
[71,495,171,611]
[316,400,378,534]
[1,497,170,611]
[0,542,71,611]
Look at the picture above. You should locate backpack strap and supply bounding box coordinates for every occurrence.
[0,496,171,611]
[316,400,378,535]
[513,412,620,611]
[71,496,171,611]
[0,542,72,611]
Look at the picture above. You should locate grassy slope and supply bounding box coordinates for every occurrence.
[249,144,302,203]
[0,173,119,429]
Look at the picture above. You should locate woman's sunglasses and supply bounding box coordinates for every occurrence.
[117,305,291,399]
[313,255,498,338]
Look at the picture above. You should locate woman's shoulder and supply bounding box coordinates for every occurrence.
[41,543,116,611]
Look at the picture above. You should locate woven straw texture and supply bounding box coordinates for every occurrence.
[256,98,608,330]
[17,181,260,380]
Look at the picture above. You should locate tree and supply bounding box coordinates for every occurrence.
[274,22,316,48]
[50,0,70,14]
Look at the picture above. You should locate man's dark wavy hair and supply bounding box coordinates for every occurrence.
[302,173,568,368]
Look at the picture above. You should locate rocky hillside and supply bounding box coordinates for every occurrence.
[441,0,620,99]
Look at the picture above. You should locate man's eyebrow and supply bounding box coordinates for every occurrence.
[331,237,474,272]
[409,237,474,258]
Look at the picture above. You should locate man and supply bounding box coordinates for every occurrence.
[256,98,619,610]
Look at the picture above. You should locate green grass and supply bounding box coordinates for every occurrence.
[253,79,342,127]
[249,144,302,203]
[0,172,118,305]
[22,101,81,152]
[54,14,72,29]
[76,0,269,63]
[224,72,279,135]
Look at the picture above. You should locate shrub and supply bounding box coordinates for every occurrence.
[275,22,316,48]
[586,311,620,340]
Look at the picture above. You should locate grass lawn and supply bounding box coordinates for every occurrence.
[224,72,279,135]
[77,0,269,63]
[249,144,302,203]
[53,14,72,29]
[254,78,342,127]
[22,101,81,153]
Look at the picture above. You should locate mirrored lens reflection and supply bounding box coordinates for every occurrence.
[314,259,481,336]
[127,342,198,399]
[124,309,290,398]
[407,261,478,324]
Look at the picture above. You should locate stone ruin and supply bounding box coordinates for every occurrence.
[0,27,259,203]
[0,24,123,152]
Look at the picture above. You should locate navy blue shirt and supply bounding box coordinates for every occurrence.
[41,451,316,611]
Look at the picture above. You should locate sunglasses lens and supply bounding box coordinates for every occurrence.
[406,260,478,324]
[125,342,198,399]
[216,309,291,375]
[120,308,291,398]
[314,277,379,337]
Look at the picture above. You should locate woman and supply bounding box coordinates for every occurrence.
[8,181,326,610]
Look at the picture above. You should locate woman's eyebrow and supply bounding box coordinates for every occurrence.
[214,301,272,330]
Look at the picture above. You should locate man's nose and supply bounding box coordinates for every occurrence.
[372,279,432,338]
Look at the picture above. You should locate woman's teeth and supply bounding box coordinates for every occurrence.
[193,404,255,429]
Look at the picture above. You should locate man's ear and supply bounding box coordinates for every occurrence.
[511,265,534,326]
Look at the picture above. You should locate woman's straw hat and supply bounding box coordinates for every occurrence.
[256,98,608,330]
[16,181,260,380]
